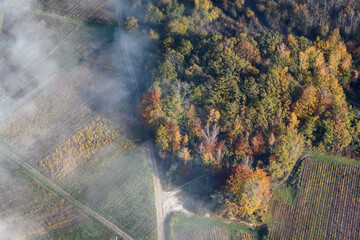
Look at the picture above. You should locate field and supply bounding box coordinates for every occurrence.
[269,156,360,239]
[0,74,83,146]
[40,116,119,179]
[61,144,157,239]
[0,1,157,239]
[0,157,117,240]
[167,213,258,240]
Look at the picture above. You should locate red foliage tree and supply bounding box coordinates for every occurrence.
[251,133,266,156]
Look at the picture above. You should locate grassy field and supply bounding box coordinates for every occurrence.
[308,151,360,167]
[269,156,360,239]
[0,1,157,239]
[167,213,258,240]
[44,220,118,240]
[60,145,157,239]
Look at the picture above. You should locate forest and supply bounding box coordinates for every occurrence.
[0,0,359,239]
[122,0,360,223]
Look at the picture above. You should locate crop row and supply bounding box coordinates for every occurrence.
[60,147,157,240]
[103,166,156,239]
[172,225,230,240]
[40,116,118,179]
[0,6,108,127]
[0,4,118,148]
[170,224,255,240]
[36,0,116,24]
[325,165,360,239]
[51,136,156,240]
[0,8,85,102]
[0,77,82,146]
[0,160,85,239]
[12,67,109,164]
[0,3,134,240]
[66,135,136,179]
[270,158,360,239]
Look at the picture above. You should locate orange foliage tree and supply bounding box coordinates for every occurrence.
[187,105,203,138]
[141,90,164,129]
[168,120,182,151]
[234,133,252,160]
[251,133,266,156]
[224,164,270,220]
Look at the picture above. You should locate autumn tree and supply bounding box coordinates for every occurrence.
[194,0,213,11]
[224,165,270,221]
[321,115,352,153]
[235,36,261,65]
[187,105,203,145]
[124,16,138,32]
[134,0,360,190]
[199,124,220,165]
[234,133,252,161]
[168,120,182,152]
[167,19,188,35]
[227,115,245,144]
[178,147,192,164]
[293,85,319,122]
[269,113,304,180]
[155,124,170,151]
[315,29,353,84]
[141,90,164,129]
[178,40,193,56]
[145,5,164,24]
[193,0,219,21]
[251,133,266,156]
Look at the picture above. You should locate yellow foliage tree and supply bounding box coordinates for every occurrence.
[194,0,213,11]
[224,165,270,219]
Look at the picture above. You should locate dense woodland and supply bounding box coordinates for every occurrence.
[123,0,360,223]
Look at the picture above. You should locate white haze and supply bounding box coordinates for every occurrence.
[0,2,59,123]
[0,0,153,239]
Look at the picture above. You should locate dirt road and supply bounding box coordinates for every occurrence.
[0,143,133,240]
[114,1,166,239]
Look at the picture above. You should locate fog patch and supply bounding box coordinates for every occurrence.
[0,215,46,240]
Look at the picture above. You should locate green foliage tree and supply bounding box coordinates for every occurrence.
[124,16,138,32]
[269,114,305,180]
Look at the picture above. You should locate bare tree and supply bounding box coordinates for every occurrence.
[243,155,254,169]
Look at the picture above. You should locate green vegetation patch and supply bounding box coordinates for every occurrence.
[272,186,296,205]
[168,213,258,240]
[309,152,360,167]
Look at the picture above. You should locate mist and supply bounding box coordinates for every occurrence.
[0,0,213,239]
[0,0,149,239]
